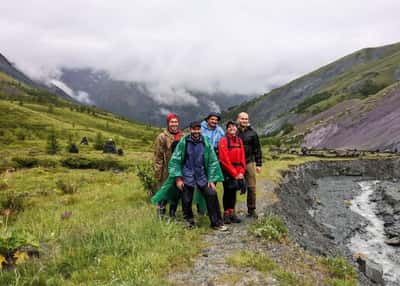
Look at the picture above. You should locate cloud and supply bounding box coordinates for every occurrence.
[1,0,400,103]
[50,79,93,104]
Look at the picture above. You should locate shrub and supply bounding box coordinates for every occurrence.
[0,192,26,213]
[56,180,78,195]
[94,132,104,150]
[249,215,288,241]
[67,143,79,154]
[293,91,332,114]
[61,156,128,171]
[46,129,59,155]
[135,162,158,196]
[11,157,58,169]
[12,157,39,168]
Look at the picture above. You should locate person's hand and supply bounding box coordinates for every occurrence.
[256,166,261,174]
[208,182,216,190]
[176,180,184,191]
[235,173,244,180]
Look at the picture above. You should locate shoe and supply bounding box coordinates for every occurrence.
[185,219,195,229]
[169,205,177,218]
[246,210,258,219]
[157,206,166,218]
[213,225,228,231]
[230,213,242,223]
[223,213,231,224]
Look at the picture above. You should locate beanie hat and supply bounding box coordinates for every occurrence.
[167,113,179,124]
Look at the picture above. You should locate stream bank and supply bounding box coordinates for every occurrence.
[272,158,400,285]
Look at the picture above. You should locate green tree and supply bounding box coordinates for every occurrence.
[46,129,59,155]
[94,132,104,150]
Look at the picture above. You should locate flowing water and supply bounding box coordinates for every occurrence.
[349,181,400,285]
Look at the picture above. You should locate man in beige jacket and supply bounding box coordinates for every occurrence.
[154,113,183,217]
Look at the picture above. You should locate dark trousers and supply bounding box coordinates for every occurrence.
[222,182,237,211]
[182,184,222,226]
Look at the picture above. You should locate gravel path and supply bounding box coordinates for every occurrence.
[168,179,279,286]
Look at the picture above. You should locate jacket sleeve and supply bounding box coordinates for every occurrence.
[253,132,263,167]
[206,138,224,182]
[167,137,185,178]
[218,138,238,178]
[239,138,246,174]
[153,133,165,181]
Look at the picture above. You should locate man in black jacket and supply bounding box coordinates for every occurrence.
[237,112,262,218]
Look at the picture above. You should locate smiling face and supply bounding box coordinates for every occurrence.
[168,118,179,133]
[207,116,219,129]
[190,126,202,139]
[227,123,237,136]
[237,112,249,128]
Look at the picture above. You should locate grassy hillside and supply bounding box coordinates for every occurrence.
[223,42,400,137]
[0,72,210,285]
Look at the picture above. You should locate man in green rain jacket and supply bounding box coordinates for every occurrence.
[152,121,226,230]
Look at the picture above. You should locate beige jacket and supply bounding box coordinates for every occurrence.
[153,129,177,184]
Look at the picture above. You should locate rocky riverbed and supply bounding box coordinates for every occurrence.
[272,159,400,285]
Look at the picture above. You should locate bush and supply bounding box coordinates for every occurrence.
[94,132,104,151]
[0,192,26,213]
[67,143,79,154]
[56,180,78,195]
[249,215,288,241]
[135,162,158,196]
[293,91,332,114]
[11,157,58,169]
[61,156,128,171]
[46,129,59,155]
[12,157,39,168]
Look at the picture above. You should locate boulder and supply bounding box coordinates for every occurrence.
[356,255,384,285]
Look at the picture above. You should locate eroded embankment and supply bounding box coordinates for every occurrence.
[271,158,400,285]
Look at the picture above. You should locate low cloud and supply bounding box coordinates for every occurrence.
[1,0,400,104]
[50,79,93,104]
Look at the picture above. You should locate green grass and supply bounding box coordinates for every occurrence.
[0,168,204,285]
[0,84,205,284]
[249,215,288,241]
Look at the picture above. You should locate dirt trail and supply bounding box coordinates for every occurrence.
[168,179,279,286]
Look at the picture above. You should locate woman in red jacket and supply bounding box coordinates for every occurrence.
[218,121,247,224]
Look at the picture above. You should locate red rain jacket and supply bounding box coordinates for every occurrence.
[218,135,246,178]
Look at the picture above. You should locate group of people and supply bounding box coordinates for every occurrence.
[151,111,262,231]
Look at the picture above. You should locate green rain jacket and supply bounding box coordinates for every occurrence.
[151,134,224,211]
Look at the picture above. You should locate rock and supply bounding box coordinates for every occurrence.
[365,260,384,285]
[385,237,400,246]
[356,256,384,285]
[103,139,117,154]
[80,136,89,145]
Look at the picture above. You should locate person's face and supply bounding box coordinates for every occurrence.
[168,118,179,132]
[227,124,237,136]
[207,116,219,129]
[237,113,249,128]
[190,126,201,139]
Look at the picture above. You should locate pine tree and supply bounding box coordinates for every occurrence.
[46,129,59,155]
[94,132,104,150]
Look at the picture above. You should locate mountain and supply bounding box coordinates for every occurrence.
[56,68,253,126]
[224,42,400,150]
[0,52,74,101]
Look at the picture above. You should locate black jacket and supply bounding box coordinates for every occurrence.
[237,126,262,166]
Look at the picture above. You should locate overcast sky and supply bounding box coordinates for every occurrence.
[1,0,400,100]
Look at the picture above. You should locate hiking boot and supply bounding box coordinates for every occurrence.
[223,213,231,224]
[213,225,229,231]
[230,213,242,223]
[246,210,258,219]
[169,205,177,218]
[185,219,195,229]
[157,206,166,218]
